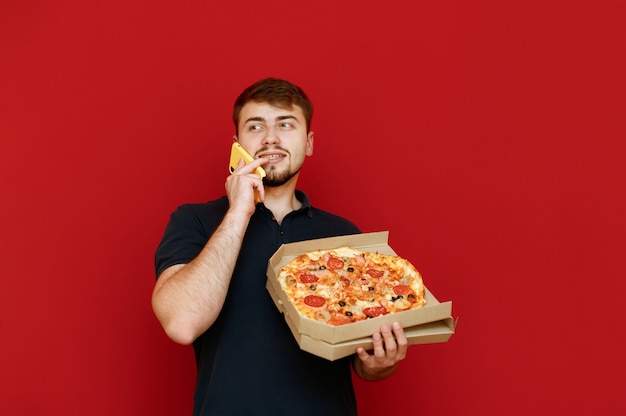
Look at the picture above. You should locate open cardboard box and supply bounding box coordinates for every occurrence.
[266,231,455,360]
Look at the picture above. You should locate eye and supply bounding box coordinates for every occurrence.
[278,122,294,129]
[249,124,263,131]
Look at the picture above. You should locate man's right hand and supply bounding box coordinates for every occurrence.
[225,157,267,215]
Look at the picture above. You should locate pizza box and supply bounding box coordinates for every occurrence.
[267,273,455,360]
[266,231,455,358]
[286,315,455,361]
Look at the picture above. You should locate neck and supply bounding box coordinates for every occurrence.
[263,180,301,224]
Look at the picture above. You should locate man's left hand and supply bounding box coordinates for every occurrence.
[353,322,408,381]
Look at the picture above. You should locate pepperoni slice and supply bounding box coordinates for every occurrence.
[327,256,345,270]
[366,269,384,278]
[393,284,411,295]
[299,273,319,283]
[304,295,326,307]
[363,306,388,318]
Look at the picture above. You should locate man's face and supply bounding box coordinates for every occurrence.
[235,101,314,187]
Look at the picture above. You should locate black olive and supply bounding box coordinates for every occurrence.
[391,295,404,302]
[319,265,326,270]
[347,267,354,272]
[345,311,353,317]
[408,294,415,299]
[368,287,374,291]
[338,301,346,307]
[309,285,316,291]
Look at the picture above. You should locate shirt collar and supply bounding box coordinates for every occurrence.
[295,190,313,218]
[255,190,314,219]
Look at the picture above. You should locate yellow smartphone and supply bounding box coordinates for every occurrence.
[229,142,266,179]
[229,142,266,202]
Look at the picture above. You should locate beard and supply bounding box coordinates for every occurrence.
[263,165,301,187]
[256,145,304,187]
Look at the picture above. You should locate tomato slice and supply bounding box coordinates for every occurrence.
[327,256,345,270]
[393,284,411,295]
[304,295,326,307]
[363,306,388,318]
[299,273,319,283]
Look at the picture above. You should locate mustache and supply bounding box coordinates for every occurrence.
[255,146,291,157]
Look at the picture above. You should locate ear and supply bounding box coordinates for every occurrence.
[306,131,314,156]
[232,135,238,143]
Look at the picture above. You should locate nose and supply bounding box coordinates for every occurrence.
[262,127,280,145]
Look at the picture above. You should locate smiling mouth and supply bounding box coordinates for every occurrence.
[260,154,283,160]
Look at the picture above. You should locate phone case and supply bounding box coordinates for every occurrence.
[229,142,266,178]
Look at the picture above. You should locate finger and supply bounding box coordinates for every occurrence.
[234,157,246,172]
[355,347,370,362]
[391,322,408,358]
[237,156,267,175]
[231,156,266,175]
[380,324,398,356]
[231,157,246,174]
[254,177,265,201]
[371,331,386,359]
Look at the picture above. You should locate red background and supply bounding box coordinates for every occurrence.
[1,1,624,415]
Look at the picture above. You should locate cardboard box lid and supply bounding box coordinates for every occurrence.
[268,232,397,270]
[266,231,454,345]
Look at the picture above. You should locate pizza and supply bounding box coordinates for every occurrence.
[277,247,426,326]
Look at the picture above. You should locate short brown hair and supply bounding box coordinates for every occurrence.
[233,78,313,134]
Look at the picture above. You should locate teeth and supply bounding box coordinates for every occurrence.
[261,154,282,160]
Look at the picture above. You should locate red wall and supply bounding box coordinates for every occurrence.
[1,1,624,415]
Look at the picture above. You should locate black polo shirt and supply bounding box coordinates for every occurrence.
[155,191,361,416]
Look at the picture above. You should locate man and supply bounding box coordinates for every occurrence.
[153,78,408,415]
